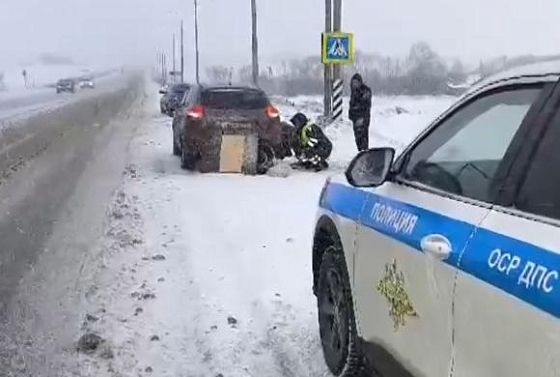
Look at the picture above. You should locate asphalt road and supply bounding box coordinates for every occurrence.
[0,73,145,376]
[0,73,124,123]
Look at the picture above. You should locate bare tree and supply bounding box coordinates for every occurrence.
[448,59,467,84]
[206,66,233,84]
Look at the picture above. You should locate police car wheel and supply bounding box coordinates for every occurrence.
[318,246,363,376]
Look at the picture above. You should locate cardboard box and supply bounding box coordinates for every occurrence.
[218,133,258,174]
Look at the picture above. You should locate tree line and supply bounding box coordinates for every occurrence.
[206,42,560,97]
[207,42,468,96]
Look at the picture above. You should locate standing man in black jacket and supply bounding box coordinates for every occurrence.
[348,73,372,151]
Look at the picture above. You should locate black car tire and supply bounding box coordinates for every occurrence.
[173,130,181,156]
[317,246,364,377]
[257,143,275,175]
[180,139,196,170]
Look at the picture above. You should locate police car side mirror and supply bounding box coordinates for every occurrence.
[346,148,395,187]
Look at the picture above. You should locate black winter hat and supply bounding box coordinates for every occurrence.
[290,112,308,128]
[351,73,363,83]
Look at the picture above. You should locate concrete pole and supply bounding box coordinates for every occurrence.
[172,33,176,82]
[194,0,200,84]
[324,0,332,119]
[163,53,167,83]
[180,20,185,83]
[332,0,342,85]
[251,0,260,87]
[161,53,165,84]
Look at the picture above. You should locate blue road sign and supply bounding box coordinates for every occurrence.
[322,32,354,64]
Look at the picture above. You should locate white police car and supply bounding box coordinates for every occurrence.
[313,61,560,377]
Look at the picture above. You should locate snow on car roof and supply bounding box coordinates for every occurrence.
[468,60,560,95]
[206,86,261,92]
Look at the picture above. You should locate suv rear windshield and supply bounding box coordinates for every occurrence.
[171,84,190,93]
[201,88,269,109]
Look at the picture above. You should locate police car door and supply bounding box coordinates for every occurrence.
[353,83,551,377]
[453,79,560,377]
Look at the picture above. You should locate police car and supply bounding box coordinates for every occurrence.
[313,61,560,377]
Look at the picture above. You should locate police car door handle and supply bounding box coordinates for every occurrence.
[420,234,452,260]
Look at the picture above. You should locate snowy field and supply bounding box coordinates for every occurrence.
[74,88,455,376]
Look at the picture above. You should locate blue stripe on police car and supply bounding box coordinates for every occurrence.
[320,182,560,319]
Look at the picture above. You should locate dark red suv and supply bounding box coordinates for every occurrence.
[172,86,283,174]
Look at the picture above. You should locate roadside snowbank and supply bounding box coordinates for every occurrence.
[275,95,454,170]
[73,87,456,376]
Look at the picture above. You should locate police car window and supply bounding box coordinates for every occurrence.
[517,107,560,221]
[403,88,542,202]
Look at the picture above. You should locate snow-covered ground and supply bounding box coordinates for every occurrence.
[73,88,455,376]
[275,95,455,168]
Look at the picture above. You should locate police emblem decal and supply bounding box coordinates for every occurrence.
[376,259,418,330]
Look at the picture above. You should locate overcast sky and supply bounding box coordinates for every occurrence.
[2,0,560,78]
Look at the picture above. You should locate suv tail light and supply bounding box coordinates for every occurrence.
[266,105,280,119]
[186,104,205,119]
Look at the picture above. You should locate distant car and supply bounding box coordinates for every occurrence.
[79,76,95,89]
[172,85,282,174]
[56,79,75,93]
[160,83,190,116]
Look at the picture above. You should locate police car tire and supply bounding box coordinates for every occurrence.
[318,246,363,377]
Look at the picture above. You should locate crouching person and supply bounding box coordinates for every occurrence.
[289,113,332,171]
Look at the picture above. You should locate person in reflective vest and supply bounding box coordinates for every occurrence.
[289,113,332,171]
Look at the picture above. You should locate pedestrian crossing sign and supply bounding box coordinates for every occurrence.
[322,32,354,64]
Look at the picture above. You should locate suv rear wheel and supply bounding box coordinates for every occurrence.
[318,246,364,376]
[173,130,181,156]
[181,139,196,170]
[257,143,275,174]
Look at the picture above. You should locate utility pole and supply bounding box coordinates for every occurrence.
[180,20,185,83]
[172,33,176,83]
[163,53,167,83]
[251,0,259,87]
[332,0,342,91]
[194,0,200,84]
[324,0,333,118]
[161,52,166,84]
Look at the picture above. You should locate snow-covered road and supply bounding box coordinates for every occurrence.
[0,71,124,124]
[0,76,454,376]
[70,89,454,376]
